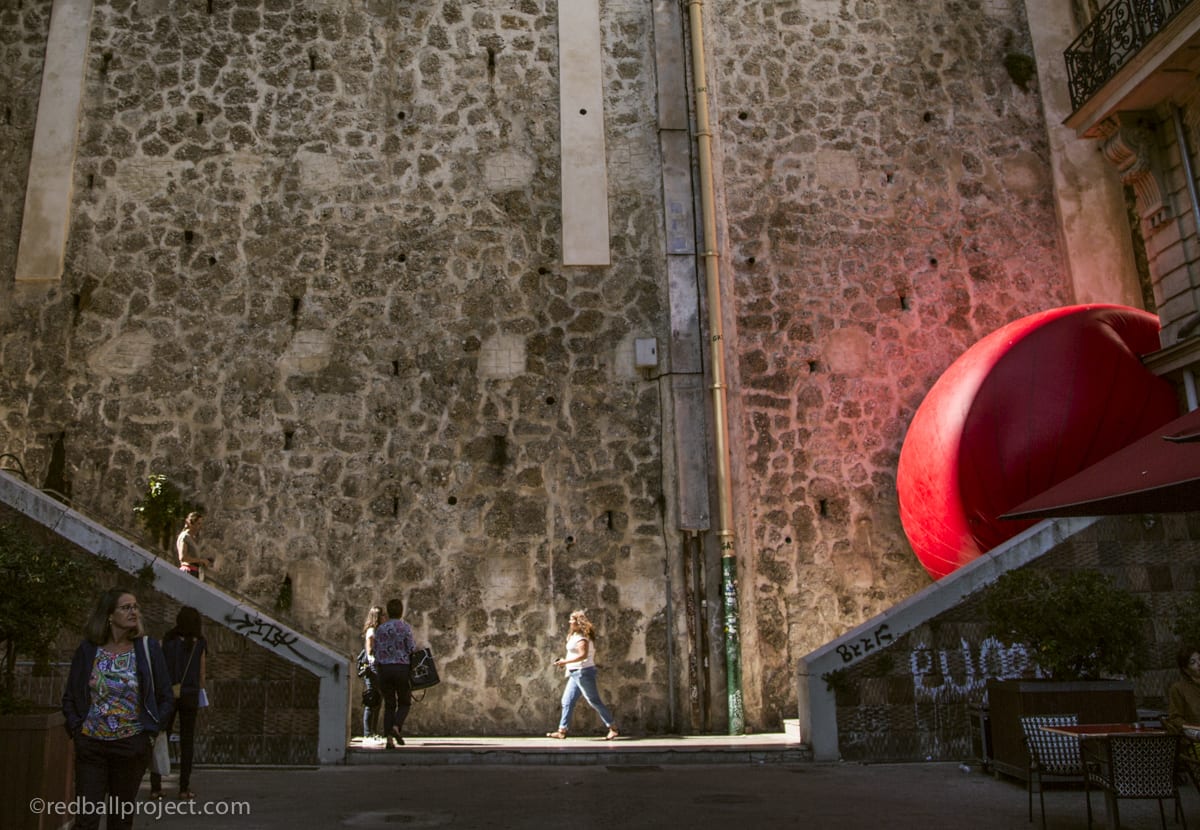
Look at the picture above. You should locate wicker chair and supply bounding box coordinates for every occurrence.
[1084,733,1187,829]
[1020,714,1084,829]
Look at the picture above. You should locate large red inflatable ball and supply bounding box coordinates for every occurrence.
[897,305,1177,580]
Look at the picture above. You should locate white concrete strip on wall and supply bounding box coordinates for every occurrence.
[797,515,1100,761]
[15,0,94,283]
[558,0,611,266]
[0,471,349,763]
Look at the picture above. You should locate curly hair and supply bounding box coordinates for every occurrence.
[568,609,596,640]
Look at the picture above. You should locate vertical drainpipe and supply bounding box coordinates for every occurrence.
[685,0,744,734]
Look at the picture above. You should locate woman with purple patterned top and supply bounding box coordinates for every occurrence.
[374,597,417,749]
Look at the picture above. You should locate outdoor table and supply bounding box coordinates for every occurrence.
[1039,723,1170,829]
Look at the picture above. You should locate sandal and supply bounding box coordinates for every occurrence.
[605,727,620,741]
[149,790,163,801]
[546,730,567,739]
[178,790,195,800]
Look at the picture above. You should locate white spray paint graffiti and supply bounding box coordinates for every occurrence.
[910,636,1038,702]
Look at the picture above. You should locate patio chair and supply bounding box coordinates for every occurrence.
[1085,733,1187,830]
[1180,728,1200,794]
[1020,714,1084,829]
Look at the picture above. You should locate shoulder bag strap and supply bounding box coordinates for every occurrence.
[179,641,197,681]
[141,636,156,701]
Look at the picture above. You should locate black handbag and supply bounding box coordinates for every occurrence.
[410,647,440,690]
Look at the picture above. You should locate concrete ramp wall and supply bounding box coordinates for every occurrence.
[798,517,1101,761]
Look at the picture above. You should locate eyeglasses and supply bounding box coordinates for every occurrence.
[117,603,140,613]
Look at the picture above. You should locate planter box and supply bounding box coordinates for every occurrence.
[0,709,73,830]
[985,678,1136,781]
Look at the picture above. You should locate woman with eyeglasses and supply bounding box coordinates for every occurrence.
[62,588,173,830]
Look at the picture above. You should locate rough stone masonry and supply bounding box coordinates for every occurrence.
[0,0,1071,735]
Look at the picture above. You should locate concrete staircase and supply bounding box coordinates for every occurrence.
[0,469,350,763]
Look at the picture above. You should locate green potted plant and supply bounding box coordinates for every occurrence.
[0,519,96,830]
[132,473,200,554]
[982,567,1149,780]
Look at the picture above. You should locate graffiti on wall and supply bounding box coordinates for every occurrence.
[910,636,1036,702]
[835,623,895,664]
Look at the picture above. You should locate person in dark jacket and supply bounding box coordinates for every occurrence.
[149,606,208,800]
[62,588,173,830]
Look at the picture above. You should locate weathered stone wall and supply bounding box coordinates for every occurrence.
[704,0,1076,723]
[0,0,676,736]
[1,0,1114,737]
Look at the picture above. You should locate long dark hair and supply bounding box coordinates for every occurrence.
[166,606,203,641]
[1178,644,1200,676]
[83,588,144,645]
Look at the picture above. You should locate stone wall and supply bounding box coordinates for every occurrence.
[705,0,1076,723]
[0,0,675,736]
[0,0,1118,737]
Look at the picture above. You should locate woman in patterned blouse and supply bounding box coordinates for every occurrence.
[62,588,173,830]
[374,597,417,749]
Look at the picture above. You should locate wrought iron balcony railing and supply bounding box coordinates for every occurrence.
[1064,0,1192,112]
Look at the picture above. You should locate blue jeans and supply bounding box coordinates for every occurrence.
[558,666,615,731]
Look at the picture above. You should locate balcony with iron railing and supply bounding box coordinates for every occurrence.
[1064,0,1196,116]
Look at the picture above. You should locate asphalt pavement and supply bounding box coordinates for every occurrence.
[35,734,1200,829]
[126,759,1200,829]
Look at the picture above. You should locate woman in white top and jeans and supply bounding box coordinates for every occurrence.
[546,610,618,740]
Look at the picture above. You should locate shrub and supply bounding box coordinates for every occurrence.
[984,567,1148,680]
[0,522,95,712]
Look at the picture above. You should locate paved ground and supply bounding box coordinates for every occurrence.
[109,736,1200,830]
[126,761,1200,829]
[33,734,1200,828]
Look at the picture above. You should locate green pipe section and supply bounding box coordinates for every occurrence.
[722,554,744,733]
